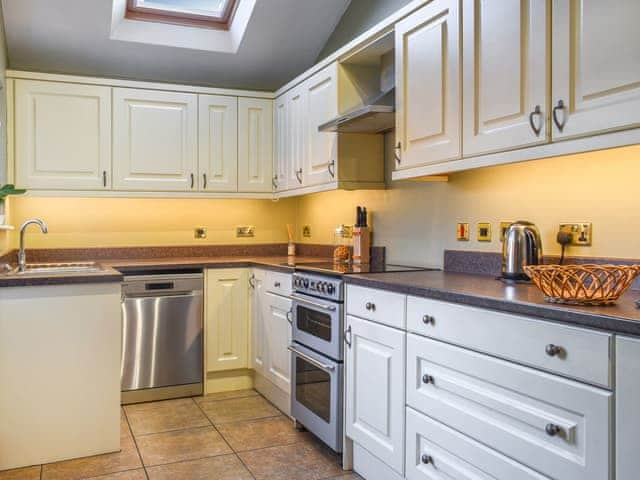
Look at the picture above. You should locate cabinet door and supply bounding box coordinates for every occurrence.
[238,98,273,193]
[198,94,237,192]
[552,0,640,139]
[14,80,111,190]
[304,63,338,186]
[286,87,306,189]
[250,270,266,374]
[113,88,198,191]
[345,315,406,475]
[462,0,549,156]
[273,95,288,192]
[616,336,640,480]
[394,0,460,169]
[264,292,292,393]
[206,269,249,372]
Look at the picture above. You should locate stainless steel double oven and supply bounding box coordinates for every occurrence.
[289,271,344,452]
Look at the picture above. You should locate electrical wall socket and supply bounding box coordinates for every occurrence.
[559,223,592,246]
[302,225,312,238]
[236,225,255,238]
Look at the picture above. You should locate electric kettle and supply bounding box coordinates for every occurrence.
[501,221,543,280]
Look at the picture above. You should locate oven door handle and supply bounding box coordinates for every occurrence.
[288,345,336,372]
[290,295,337,311]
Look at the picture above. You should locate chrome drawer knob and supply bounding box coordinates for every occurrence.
[545,344,564,357]
[545,423,561,436]
[421,454,433,464]
[274,281,281,287]
[365,302,376,311]
[422,374,434,384]
[422,314,435,325]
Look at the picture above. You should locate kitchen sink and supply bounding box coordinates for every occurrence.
[12,262,105,275]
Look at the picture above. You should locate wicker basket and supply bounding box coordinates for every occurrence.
[524,264,640,306]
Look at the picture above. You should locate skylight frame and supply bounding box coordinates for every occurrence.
[126,0,238,30]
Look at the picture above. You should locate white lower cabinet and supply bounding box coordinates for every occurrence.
[250,269,292,415]
[345,315,406,476]
[406,333,611,480]
[406,408,547,480]
[615,336,640,480]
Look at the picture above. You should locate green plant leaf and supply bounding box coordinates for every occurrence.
[0,184,27,198]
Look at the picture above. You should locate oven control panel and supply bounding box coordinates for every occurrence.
[293,272,343,302]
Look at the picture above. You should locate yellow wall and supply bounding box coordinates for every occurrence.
[296,144,640,267]
[7,197,297,250]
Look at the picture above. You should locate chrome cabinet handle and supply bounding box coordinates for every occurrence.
[422,374,434,384]
[190,173,195,189]
[248,274,256,289]
[288,345,335,372]
[545,423,562,436]
[286,310,293,325]
[102,170,107,187]
[529,105,542,136]
[295,168,303,184]
[274,281,281,288]
[545,344,564,357]
[272,175,278,189]
[422,314,435,325]
[394,141,402,164]
[344,325,352,348]
[365,302,376,311]
[552,100,566,132]
[202,173,207,189]
[327,160,335,178]
[421,454,433,465]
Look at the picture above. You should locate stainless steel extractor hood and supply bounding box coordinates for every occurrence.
[318,88,395,134]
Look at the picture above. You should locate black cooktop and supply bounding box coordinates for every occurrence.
[282,261,437,275]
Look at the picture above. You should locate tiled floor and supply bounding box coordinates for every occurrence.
[0,389,360,480]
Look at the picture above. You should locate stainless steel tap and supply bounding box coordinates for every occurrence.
[18,218,48,272]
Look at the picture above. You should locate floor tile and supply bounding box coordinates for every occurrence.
[193,389,258,403]
[41,435,142,480]
[136,426,232,467]
[124,398,209,436]
[238,440,343,480]
[0,466,41,480]
[87,469,147,479]
[146,454,253,480]
[320,474,362,480]
[216,415,309,452]
[199,395,280,425]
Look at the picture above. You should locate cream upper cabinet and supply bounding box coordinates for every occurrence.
[113,88,198,192]
[273,96,288,192]
[286,87,307,189]
[238,98,273,193]
[198,94,238,192]
[205,268,249,372]
[14,80,112,190]
[462,0,549,156]
[552,0,640,140]
[394,0,461,170]
[303,63,338,186]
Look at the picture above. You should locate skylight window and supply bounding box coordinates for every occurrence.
[127,0,237,29]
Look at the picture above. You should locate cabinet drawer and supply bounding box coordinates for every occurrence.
[407,334,611,480]
[406,408,547,480]
[346,285,406,329]
[407,296,612,387]
[265,271,292,296]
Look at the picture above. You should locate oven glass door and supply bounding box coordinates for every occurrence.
[290,343,343,452]
[292,293,343,361]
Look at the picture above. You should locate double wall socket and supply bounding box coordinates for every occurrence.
[236,225,255,238]
[559,223,592,246]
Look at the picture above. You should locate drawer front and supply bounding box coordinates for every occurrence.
[406,408,549,480]
[265,271,292,296]
[407,334,611,480]
[407,296,612,387]
[346,285,406,329]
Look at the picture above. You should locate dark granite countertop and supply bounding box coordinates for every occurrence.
[345,270,640,336]
[0,256,326,288]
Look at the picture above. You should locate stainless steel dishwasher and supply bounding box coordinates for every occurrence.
[121,271,203,404]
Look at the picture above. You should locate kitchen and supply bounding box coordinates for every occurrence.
[1,0,640,479]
